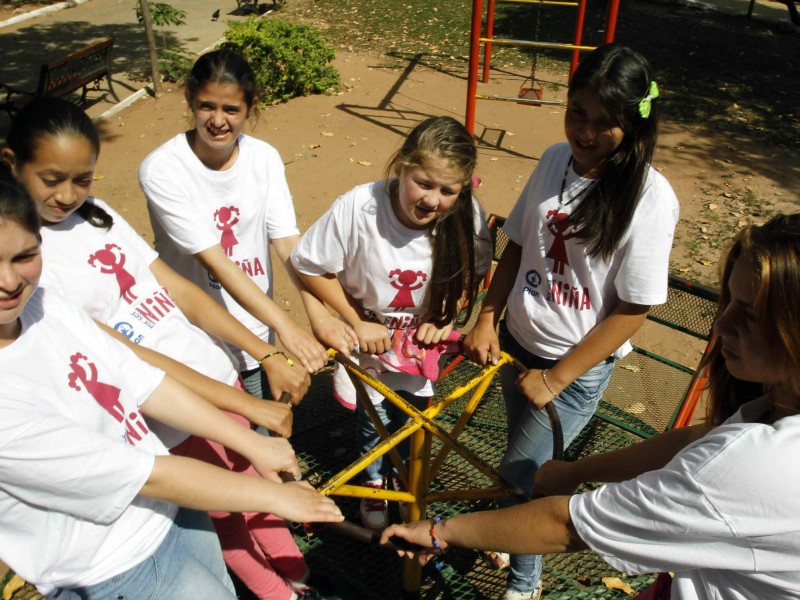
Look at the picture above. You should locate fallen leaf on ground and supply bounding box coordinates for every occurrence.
[309,144,321,149]
[321,131,334,137]
[619,364,641,373]
[602,576,635,594]
[357,160,372,166]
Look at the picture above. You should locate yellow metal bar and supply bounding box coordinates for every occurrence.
[429,367,497,478]
[334,484,414,503]
[317,420,419,496]
[349,369,409,482]
[478,37,595,52]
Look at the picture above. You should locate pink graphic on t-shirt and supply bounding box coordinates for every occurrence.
[545,210,577,276]
[388,269,427,309]
[214,206,241,257]
[88,244,138,304]
[67,352,149,444]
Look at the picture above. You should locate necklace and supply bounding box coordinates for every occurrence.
[550,156,596,224]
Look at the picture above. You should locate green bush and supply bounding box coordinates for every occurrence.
[222,18,340,106]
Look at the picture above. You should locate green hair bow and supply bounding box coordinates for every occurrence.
[638,81,659,119]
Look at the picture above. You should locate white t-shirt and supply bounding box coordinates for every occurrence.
[571,395,800,600]
[139,133,300,371]
[39,198,238,448]
[291,181,491,400]
[503,143,679,360]
[0,288,175,595]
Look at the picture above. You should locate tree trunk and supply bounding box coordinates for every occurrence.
[139,0,162,98]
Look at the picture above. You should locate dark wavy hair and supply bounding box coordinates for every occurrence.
[5,98,112,230]
[703,213,800,427]
[565,44,660,260]
[384,116,485,327]
[185,49,260,110]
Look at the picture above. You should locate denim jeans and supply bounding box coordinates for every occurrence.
[60,508,235,600]
[240,367,274,437]
[498,322,614,593]
[358,390,430,482]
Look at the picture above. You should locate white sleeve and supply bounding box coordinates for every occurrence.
[569,423,799,575]
[613,171,679,306]
[291,191,354,276]
[0,396,156,524]
[264,150,301,240]
[139,164,219,256]
[472,197,492,277]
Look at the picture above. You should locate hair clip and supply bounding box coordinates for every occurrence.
[638,81,659,119]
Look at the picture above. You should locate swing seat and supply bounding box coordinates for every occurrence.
[518,84,543,105]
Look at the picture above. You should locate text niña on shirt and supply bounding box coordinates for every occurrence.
[206,257,266,290]
[523,269,591,311]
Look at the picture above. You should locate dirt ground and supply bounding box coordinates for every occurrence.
[87,46,796,338]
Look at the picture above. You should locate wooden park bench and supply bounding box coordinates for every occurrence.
[0,37,120,117]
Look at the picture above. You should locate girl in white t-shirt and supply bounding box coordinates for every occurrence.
[2,98,321,600]
[385,213,800,600]
[0,179,343,599]
[463,44,679,600]
[139,49,341,400]
[291,116,491,530]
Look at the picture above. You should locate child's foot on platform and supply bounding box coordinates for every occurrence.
[360,479,389,529]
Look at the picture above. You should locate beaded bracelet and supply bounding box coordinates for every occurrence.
[541,369,559,400]
[429,515,446,553]
[258,350,294,367]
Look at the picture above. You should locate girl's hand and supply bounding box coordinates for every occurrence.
[353,321,391,355]
[245,399,293,437]
[249,435,302,482]
[516,368,560,410]
[311,315,357,357]
[416,321,454,345]
[262,353,310,406]
[380,521,446,563]
[272,481,344,524]
[276,320,328,373]
[463,318,500,365]
[534,460,580,497]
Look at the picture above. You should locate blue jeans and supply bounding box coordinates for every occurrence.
[358,390,430,482]
[61,508,235,599]
[498,322,614,593]
[240,367,274,437]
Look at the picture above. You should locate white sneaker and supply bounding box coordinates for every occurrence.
[500,581,543,600]
[391,472,410,523]
[359,479,388,529]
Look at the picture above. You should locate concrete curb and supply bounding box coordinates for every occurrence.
[0,0,89,30]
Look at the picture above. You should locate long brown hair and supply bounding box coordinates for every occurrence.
[703,214,800,427]
[565,44,659,260]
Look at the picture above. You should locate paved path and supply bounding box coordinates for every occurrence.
[0,0,271,131]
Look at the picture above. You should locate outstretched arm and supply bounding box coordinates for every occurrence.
[381,495,585,561]
[148,258,310,403]
[298,272,391,355]
[272,235,356,356]
[98,322,293,437]
[516,300,650,410]
[195,244,327,373]
[535,423,708,496]
[139,375,299,481]
[141,455,343,525]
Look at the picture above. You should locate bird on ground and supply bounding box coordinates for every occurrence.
[211,8,220,20]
